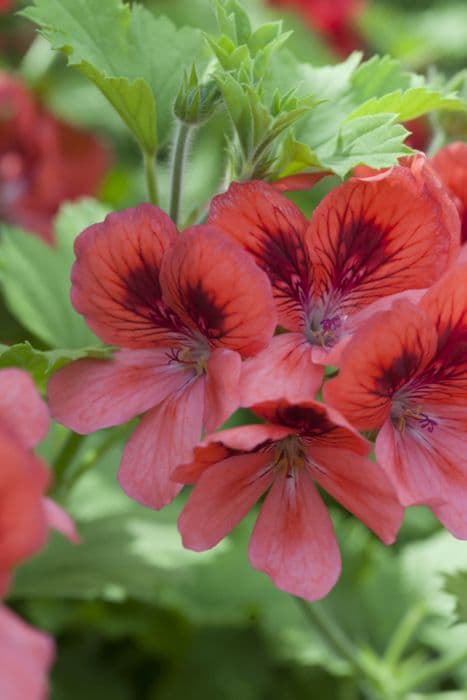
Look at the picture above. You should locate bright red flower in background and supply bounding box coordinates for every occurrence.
[175,398,403,600]
[0,606,54,700]
[269,0,366,56]
[208,157,460,404]
[431,142,467,244]
[0,0,12,13]
[325,263,467,536]
[48,205,276,509]
[0,73,109,242]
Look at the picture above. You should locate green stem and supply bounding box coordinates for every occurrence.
[63,428,126,495]
[169,122,191,225]
[144,151,159,206]
[396,647,467,695]
[384,604,427,668]
[52,432,86,496]
[295,598,364,674]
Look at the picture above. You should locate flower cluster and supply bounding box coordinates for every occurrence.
[0,73,109,242]
[0,369,77,699]
[48,151,467,601]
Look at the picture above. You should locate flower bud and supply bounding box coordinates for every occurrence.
[174,66,220,126]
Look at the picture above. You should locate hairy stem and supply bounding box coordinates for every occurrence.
[52,432,86,497]
[169,122,191,225]
[143,151,159,206]
[384,603,427,668]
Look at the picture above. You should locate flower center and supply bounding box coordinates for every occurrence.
[303,293,345,349]
[272,435,307,476]
[391,401,438,434]
[166,334,210,376]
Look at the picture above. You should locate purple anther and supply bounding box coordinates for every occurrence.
[419,413,438,433]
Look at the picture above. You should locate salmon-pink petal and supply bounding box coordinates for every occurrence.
[160,225,276,356]
[431,142,467,243]
[178,452,273,551]
[48,349,192,434]
[42,498,80,544]
[308,447,403,544]
[0,434,48,573]
[71,204,181,348]
[249,469,341,601]
[324,300,438,430]
[419,263,467,402]
[240,333,324,406]
[173,423,294,484]
[208,181,309,331]
[272,172,330,192]
[252,398,370,455]
[0,606,54,700]
[308,157,460,316]
[376,401,467,522]
[0,369,49,449]
[204,348,242,434]
[376,423,442,507]
[118,378,205,509]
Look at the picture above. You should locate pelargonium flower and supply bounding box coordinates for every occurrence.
[174,398,403,600]
[268,0,366,56]
[324,263,467,536]
[0,368,77,593]
[0,72,109,242]
[208,156,460,403]
[48,205,276,509]
[0,606,54,700]
[431,142,467,244]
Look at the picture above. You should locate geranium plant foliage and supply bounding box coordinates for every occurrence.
[1,0,467,698]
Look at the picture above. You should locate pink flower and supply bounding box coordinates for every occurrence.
[0,72,109,242]
[208,156,460,404]
[0,605,54,700]
[48,205,277,509]
[325,263,467,536]
[431,142,467,244]
[175,398,403,600]
[0,368,78,593]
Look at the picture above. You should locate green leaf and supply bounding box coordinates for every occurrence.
[347,88,466,123]
[444,571,467,624]
[266,51,465,178]
[0,199,109,348]
[23,0,205,150]
[10,510,224,604]
[319,114,412,177]
[0,342,112,393]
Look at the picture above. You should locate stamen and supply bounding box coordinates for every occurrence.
[320,316,341,334]
[418,413,438,433]
[395,404,437,434]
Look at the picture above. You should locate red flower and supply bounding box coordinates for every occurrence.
[208,156,460,404]
[325,264,467,536]
[431,142,467,244]
[175,398,403,600]
[269,0,366,55]
[0,73,109,242]
[48,205,277,509]
[0,368,78,594]
[0,606,54,700]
